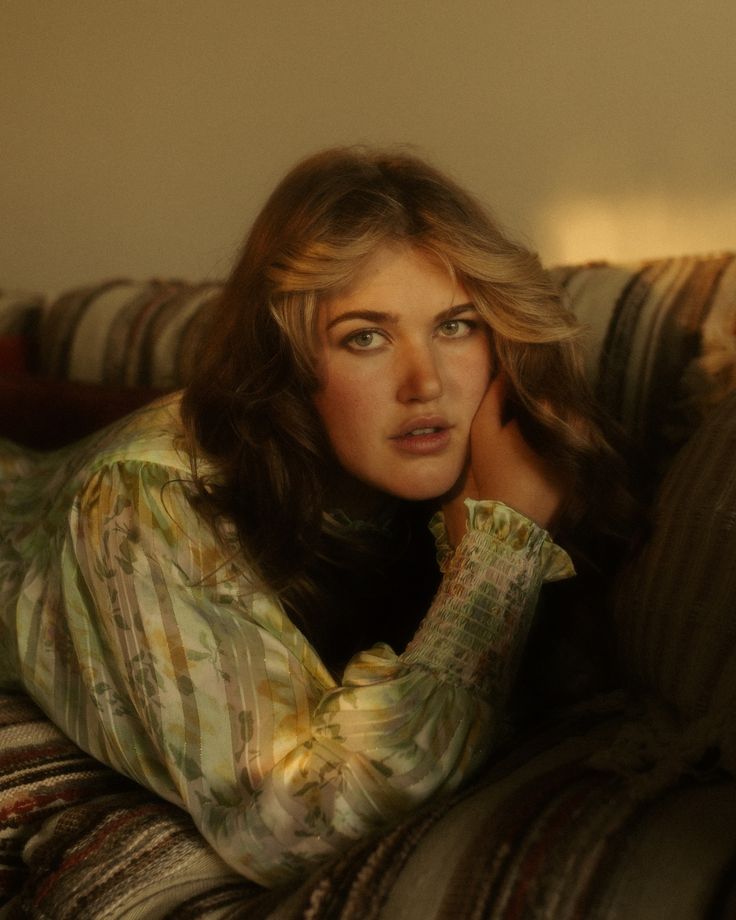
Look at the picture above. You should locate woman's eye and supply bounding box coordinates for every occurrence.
[344,329,383,350]
[438,319,474,338]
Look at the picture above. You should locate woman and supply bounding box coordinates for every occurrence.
[0,148,628,887]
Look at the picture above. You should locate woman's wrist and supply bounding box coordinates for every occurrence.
[407,508,573,694]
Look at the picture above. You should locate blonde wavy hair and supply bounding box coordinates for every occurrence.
[182,146,632,667]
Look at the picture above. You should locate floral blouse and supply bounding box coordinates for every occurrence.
[0,393,573,887]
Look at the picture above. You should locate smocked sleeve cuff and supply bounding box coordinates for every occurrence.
[404,500,574,697]
[429,498,574,581]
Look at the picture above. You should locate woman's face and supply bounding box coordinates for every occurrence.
[313,245,492,504]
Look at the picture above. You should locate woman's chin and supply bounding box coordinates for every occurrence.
[386,475,462,504]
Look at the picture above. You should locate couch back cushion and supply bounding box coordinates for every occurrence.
[551,252,736,470]
[38,279,223,388]
[611,388,736,773]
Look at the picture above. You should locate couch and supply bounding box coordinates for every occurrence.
[1,253,735,919]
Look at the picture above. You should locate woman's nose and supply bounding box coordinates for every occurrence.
[396,345,443,403]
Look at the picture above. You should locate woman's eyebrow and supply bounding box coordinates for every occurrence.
[326,303,477,331]
[326,310,398,330]
[437,303,477,321]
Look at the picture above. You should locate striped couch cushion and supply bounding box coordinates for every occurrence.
[550,252,736,468]
[0,693,256,915]
[0,693,132,899]
[38,279,222,388]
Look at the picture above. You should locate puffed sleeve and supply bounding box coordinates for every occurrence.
[57,464,573,887]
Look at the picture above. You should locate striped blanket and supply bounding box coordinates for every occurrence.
[2,691,735,919]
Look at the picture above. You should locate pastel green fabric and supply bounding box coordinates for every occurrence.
[0,393,573,887]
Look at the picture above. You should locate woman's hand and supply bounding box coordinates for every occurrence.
[442,375,567,547]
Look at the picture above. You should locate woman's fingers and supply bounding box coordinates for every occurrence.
[440,375,506,547]
[441,374,566,545]
[468,377,566,530]
[476,419,565,529]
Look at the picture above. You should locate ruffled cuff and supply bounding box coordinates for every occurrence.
[429,499,574,581]
[404,500,574,696]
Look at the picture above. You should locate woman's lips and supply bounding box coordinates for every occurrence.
[390,421,452,455]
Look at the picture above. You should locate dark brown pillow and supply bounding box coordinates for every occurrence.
[612,389,736,772]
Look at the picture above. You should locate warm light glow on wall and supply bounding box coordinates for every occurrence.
[539,194,736,266]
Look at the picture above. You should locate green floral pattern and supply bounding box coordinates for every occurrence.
[0,393,573,887]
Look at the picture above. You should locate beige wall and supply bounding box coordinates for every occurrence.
[2,0,735,292]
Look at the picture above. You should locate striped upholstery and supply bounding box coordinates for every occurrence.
[0,694,255,914]
[39,279,222,387]
[0,694,132,899]
[550,252,736,466]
